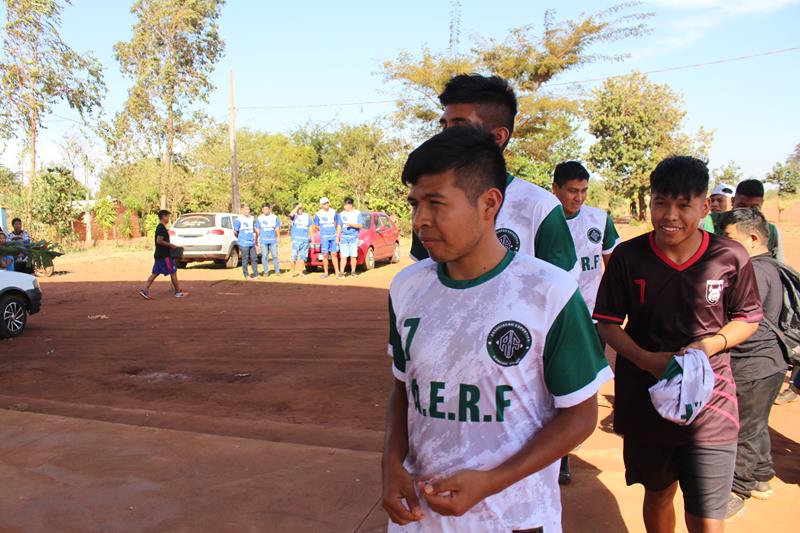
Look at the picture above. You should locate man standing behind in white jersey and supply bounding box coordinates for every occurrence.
[383,127,611,532]
[409,74,577,273]
[551,160,620,486]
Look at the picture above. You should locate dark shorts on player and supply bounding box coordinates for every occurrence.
[623,437,736,520]
[152,257,177,276]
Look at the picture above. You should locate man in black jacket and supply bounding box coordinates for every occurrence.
[719,208,787,519]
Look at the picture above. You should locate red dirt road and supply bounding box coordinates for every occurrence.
[0,234,798,532]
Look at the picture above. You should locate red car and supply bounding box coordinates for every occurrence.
[306,211,401,270]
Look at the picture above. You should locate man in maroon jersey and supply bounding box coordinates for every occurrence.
[594,156,762,533]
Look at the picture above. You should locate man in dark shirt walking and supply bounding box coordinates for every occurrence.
[139,210,188,299]
[718,208,787,518]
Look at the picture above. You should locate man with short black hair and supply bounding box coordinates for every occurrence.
[139,210,188,299]
[595,156,762,532]
[551,160,620,485]
[718,208,787,518]
[8,217,32,274]
[732,179,783,262]
[409,74,577,273]
[383,126,610,532]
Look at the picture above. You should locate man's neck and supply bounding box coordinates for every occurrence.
[445,234,508,281]
[655,229,703,265]
[751,246,770,258]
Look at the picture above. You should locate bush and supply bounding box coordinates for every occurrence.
[142,213,160,237]
[120,216,134,239]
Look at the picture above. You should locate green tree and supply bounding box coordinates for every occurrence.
[93,197,118,240]
[766,161,800,196]
[584,71,713,220]
[31,166,85,238]
[0,0,105,218]
[113,0,225,210]
[99,157,162,216]
[382,3,651,164]
[712,160,743,186]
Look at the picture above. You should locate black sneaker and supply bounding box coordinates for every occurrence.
[774,387,798,405]
[559,456,571,486]
[751,481,773,500]
[725,493,745,521]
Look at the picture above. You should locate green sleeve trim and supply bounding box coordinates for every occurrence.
[388,296,405,373]
[543,290,609,397]
[410,232,429,261]
[534,205,578,271]
[768,224,784,262]
[701,214,715,233]
[603,213,620,251]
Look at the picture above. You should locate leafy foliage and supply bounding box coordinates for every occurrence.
[0,0,105,214]
[712,161,743,186]
[93,197,118,239]
[31,167,86,238]
[584,72,713,220]
[112,0,225,209]
[766,162,800,195]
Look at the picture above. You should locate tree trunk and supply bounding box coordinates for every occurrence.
[637,188,647,222]
[162,106,175,211]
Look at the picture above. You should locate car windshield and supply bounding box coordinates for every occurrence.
[174,214,215,229]
[362,215,372,230]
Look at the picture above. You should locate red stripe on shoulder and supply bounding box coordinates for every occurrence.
[593,313,624,324]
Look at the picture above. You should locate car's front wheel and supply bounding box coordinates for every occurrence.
[364,247,376,270]
[0,294,28,338]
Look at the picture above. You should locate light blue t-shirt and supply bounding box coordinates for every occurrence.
[1,256,13,271]
[291,213,311,242]
[339,210,363,243]
[256,213,281,244]
[234,215,256,247]
[314,209,340,240]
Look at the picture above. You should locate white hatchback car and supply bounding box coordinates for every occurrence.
[0,269,42,338]
[168,212,241,269]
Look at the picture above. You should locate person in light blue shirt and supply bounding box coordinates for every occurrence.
[256,204,282,277]
[313,196,341,279]
[233,205,258,279]
[289,203,311,277]
[338,197,364,278]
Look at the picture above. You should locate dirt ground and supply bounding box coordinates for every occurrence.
[1,210,799,532]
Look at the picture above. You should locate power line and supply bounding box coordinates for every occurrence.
[235,45,800,111]
[547,46,800,87]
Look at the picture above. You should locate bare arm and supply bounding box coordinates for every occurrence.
[421,396,598,516]
[382,378,423,525]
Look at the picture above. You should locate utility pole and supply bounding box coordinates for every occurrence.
[229,69,240,213]
[83,154,92,246]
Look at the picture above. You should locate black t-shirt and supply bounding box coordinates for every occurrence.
[730,254,787,381]
[594,231,763,446]
[154,223,171,259]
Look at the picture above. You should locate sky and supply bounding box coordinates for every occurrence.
[1,0,799,189]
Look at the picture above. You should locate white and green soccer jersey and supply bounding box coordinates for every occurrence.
[566,206,620,315]
[410,174,578,272]
[387,251,612,533]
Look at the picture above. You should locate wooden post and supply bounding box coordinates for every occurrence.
[229,69,240,213]
[83,154,93,245]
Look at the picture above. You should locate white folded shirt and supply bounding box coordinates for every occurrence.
[648,348,714,425]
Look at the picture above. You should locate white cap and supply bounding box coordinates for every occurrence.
[711,183,734,198]
[319,196,330,205]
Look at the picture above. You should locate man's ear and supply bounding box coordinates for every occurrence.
[701,197,710,217]
[490,126,511,149]
[480,188,504,222]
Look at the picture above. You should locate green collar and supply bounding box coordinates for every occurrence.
[565,209,581,220]
[506,173,515,186]
[437,250,515,289]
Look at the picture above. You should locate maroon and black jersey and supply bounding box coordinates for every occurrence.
[594,231,763,446]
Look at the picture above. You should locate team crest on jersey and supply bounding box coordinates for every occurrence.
[587,227,602,244]
[487,321,532,366]
[496,228,521,252]
[706,280,724,304]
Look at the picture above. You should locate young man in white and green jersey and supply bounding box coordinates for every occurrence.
[383,127,612,532]
[409,74,577,273]
[551,160,620,485]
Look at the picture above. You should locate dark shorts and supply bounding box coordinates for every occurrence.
[152,257,177,276]
[623,437,736,520]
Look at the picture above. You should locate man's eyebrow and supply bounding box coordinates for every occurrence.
[408,191,446,201]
